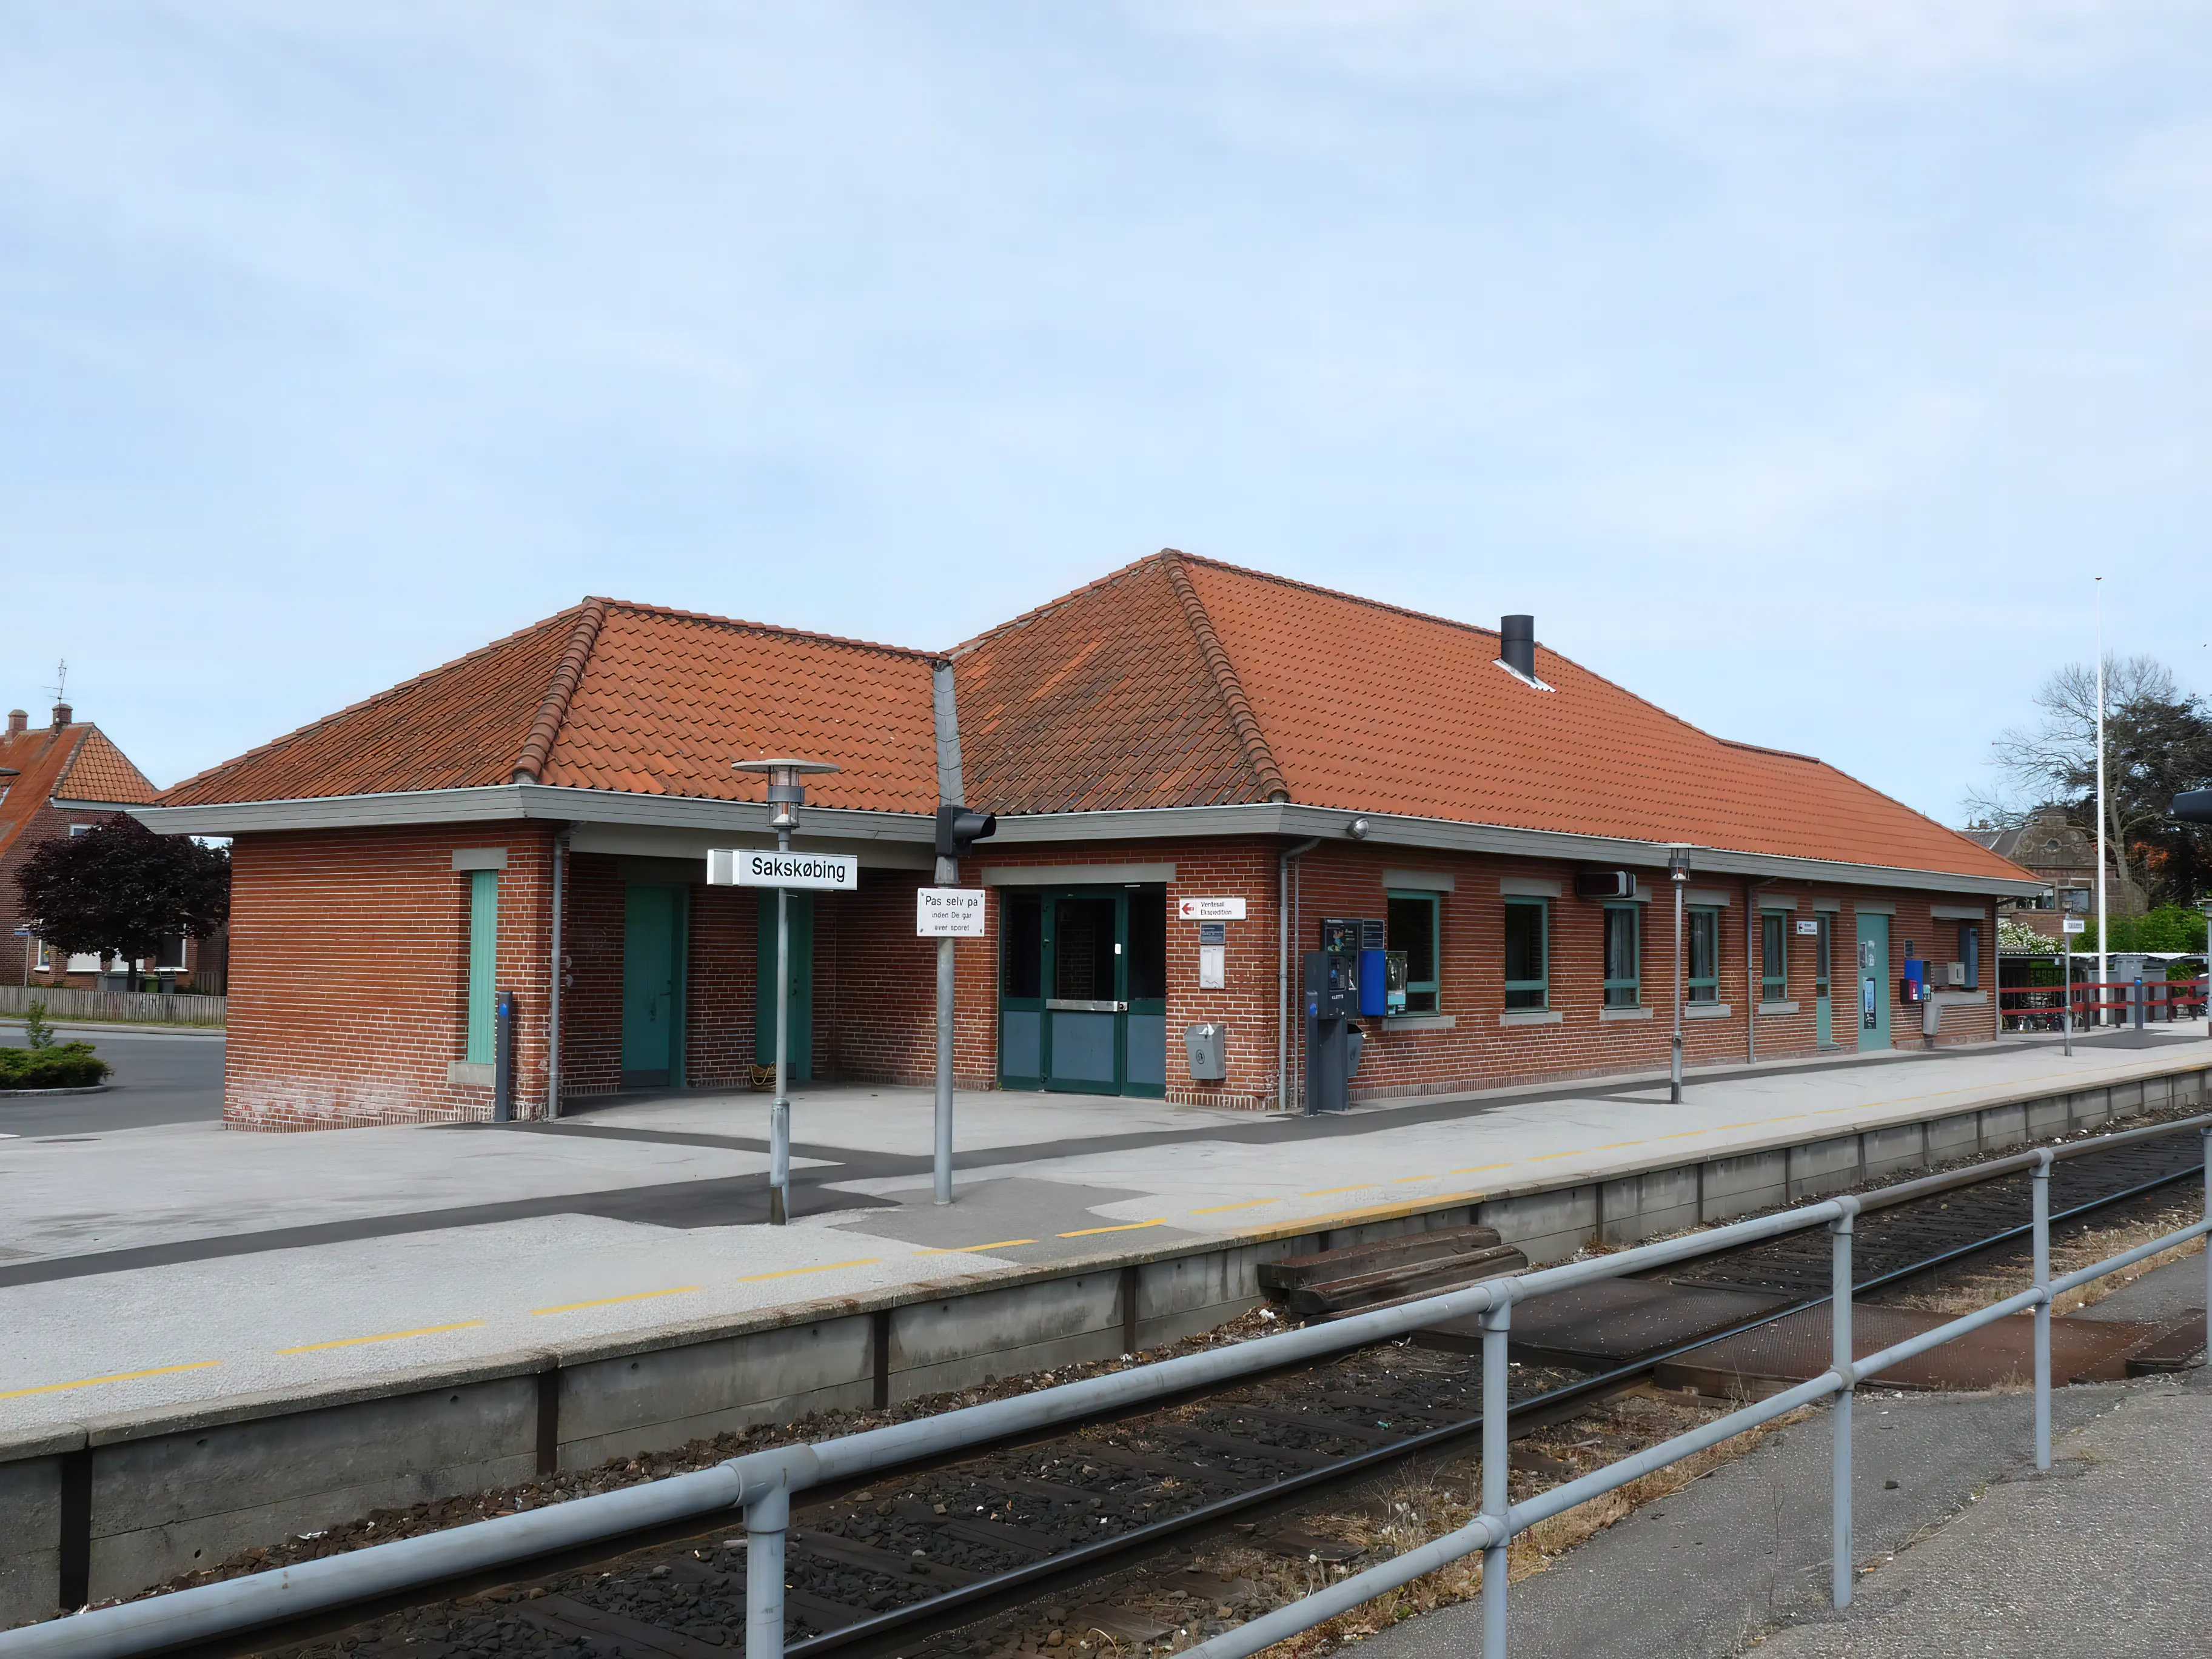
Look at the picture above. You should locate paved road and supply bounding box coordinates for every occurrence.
[0,1021,223,1135]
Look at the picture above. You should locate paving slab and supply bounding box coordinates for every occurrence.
[1754,1371,2212,1658]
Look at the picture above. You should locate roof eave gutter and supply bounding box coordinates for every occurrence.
[124,793,2036,897]
[981,803,2040,898]
[127,785,937,843]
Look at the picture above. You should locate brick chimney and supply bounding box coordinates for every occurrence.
[5,709,24,736]
[50,703,72,731]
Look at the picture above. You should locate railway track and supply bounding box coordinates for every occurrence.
[184,1124,2208,1659]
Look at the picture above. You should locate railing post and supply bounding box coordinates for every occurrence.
[1829,1196,1858,1610]
[745,1480,791,1659]
[2033,1150,2054,1471]
[1481,1298,1512,1659]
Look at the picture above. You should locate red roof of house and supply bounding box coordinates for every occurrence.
[159,554,2029,881]
[163,601,940,815]
[0,719,159,865]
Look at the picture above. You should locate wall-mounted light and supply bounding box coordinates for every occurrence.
[1347,817,1371,840]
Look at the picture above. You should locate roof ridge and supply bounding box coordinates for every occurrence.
[1170,550,1511,645]
[512,599,609,784]
[600,597,936,661]
[1719,737,1821,763]
[1164,554,1290,805]
[158,607,585,803]
[943,551,1171,658]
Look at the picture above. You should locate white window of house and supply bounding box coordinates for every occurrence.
[69,823,93,837]
[156,935,189,971]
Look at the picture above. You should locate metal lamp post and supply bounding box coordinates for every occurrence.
[1666,845,1692,1104]
[735,757,842,1226]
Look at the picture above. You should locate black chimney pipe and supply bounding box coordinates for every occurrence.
[1500,615,1536,679]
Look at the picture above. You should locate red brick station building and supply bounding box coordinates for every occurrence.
[140,552,2039,1130]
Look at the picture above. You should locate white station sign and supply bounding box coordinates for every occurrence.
[916,887,987,937]
[2062,916,2087,934]
[707,848,859,891]
[1176,896,1247,921]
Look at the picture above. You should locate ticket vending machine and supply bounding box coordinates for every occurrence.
[1303,943,1363,1113]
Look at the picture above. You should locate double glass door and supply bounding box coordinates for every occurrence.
[999,886,1166,1096]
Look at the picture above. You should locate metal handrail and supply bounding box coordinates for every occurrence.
[7,1115,2208,1659]
[1187,1121,2212,1659]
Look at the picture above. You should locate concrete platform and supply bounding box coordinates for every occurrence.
[3,1025,2205,1434]
[1,1032,2208,1625]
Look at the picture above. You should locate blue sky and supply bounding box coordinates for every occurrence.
[4,3,2208,819]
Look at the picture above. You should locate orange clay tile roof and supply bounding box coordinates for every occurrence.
[158,554,2029,882]
[52,727,159,806]
[953,555,1285,813]
[0,721,159,865]
[163,602,940,815]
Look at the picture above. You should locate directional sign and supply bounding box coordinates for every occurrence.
[707,848,859,891]
[1794,918,1818,936]
[1176,896,1247,921]
[916,887,987,937]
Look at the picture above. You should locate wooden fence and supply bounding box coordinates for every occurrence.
[0,984,226,1026]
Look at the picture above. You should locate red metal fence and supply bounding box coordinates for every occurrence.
[2000,976,2209,1032]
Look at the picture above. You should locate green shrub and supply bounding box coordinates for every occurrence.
[0,1041,111,1089]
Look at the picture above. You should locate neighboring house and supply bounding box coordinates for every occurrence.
[141,551,2039,1131]
[0,700,219,991]
[1962,806,2140,942]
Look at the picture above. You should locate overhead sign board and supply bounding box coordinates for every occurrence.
[1176,896,1247,921]
[2062,916,2086,934]
[916,887,987,937]
[707,848,859,891]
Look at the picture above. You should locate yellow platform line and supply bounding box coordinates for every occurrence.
[1193,1198,1279,1214]
[0,1361,220,1401]
[915,1239,1036,1256]
[1301,1184,1379,1196]
[1527,1148,1587,1161]
[1391,1173,1443,1184]
[532,1287,702,1316]
[278,1321,485,1355]
[737,1258,882,1282]
[1059,1219,1166,1238]
[1448,1163,1513,1175]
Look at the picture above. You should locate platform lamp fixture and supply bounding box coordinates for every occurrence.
[1666,845,1694,1103]
[735,757,843,1225]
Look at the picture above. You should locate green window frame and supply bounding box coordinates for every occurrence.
[1503,897,1547,1010]
[1687,906,1721,1003]
[1386,891,1441,1014]
[1815,913,1832,997]
[1603,903,1640,1008]
[1761,910,1788,1005]
[465,868,499,1064]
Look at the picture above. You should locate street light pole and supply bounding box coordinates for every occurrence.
[736,758,842,1227]
[1667,845,1692,1104]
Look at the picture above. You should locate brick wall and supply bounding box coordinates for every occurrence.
[215,822,2003,1129]
[223,823,554,1130]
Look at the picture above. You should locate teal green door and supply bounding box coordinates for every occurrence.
[756,892,815,1082]
[1815,913,1833,1048]
[622,885,684,1087]
[996,887,1166,1098]
[1855,913,1891,1052]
